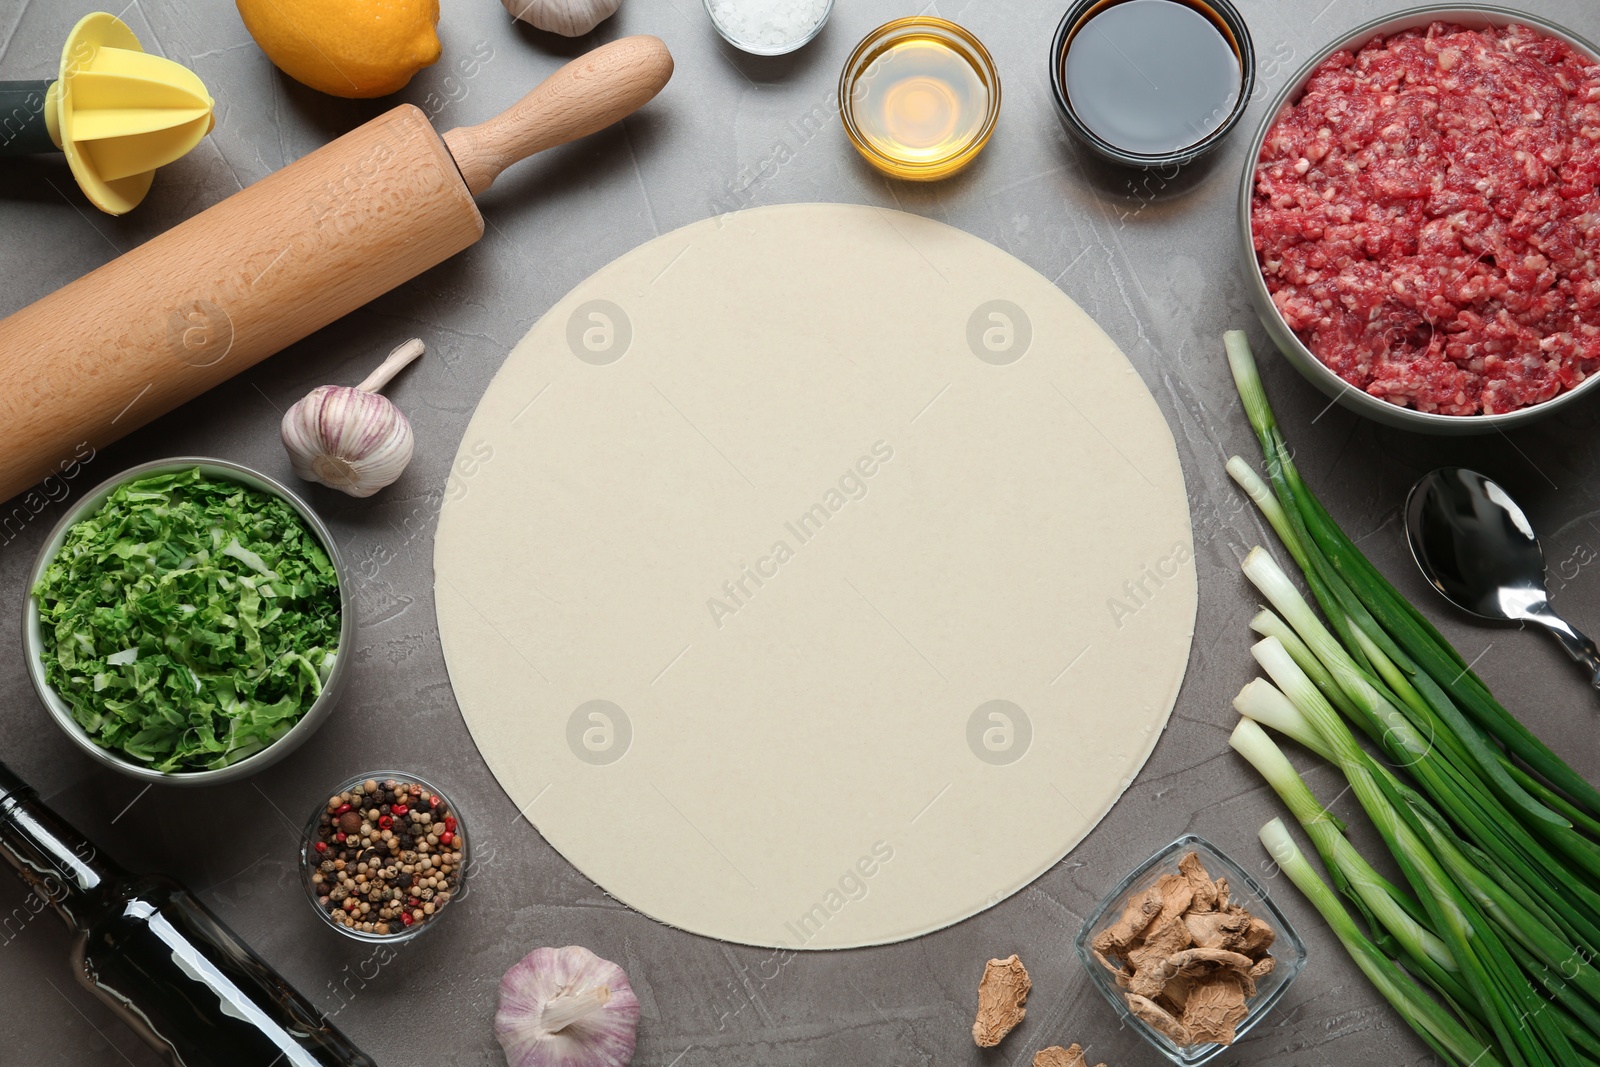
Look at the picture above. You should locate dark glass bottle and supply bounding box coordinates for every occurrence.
[0,762,377,1066]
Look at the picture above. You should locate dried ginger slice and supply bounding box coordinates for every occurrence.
[1128,911,1193,974]
[1169,947,1253,968]
[1127,956,1176,999]
[1094,854,1278,1053]
[1123,874,1199,1004]
[1236,915,1277,959]
[1154,873,1196,920]
[1168,946,1258,996]
[972,954,1031,1047]
[1126,992,1192,1046]
[1158,972,1194,1013]
[1178,851,1219,912]
[1092,883,1164,956]
[1182,971,1250,1045]
[1185,909,1251,950]
[1033,1043,1106,1067]
[1094,948,1133,989]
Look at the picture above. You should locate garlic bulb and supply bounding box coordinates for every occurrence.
[281,338,423,498]
[502,0,620,36]
[495,946,640,1067]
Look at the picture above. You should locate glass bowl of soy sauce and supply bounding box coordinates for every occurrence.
[1050,0,1255,169]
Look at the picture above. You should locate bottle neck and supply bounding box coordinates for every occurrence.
[0,762,124,927]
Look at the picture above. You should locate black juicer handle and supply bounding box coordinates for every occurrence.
[0,80,58,155]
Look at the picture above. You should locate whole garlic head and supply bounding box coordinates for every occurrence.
[502,0,620,37]
[495,945,640,1067]
[281,338,423,498]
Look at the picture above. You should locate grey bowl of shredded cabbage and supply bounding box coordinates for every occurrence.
[24,459,350,784]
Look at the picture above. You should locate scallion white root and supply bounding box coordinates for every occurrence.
[1232,677,1333,761]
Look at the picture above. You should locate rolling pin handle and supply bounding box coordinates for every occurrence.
[442,35,673,197]
[0,81,59,156]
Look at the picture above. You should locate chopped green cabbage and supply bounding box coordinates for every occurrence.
[32,468,342,772]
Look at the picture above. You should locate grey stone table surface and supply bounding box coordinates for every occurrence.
[4,0,1600,1063]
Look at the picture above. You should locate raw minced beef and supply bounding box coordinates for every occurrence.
[1252,22,1600,415]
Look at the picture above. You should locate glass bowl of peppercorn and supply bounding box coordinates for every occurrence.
[301,771,468,942]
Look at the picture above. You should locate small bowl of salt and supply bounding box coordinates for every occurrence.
[704,0,832,56]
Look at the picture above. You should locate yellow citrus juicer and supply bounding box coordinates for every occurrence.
[0,12,214,215]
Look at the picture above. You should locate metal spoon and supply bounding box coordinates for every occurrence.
[1406,467,1600,687]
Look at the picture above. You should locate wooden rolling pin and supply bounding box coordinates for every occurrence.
[0,35,673,503]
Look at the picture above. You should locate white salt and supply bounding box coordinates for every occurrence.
[708,0,831,52]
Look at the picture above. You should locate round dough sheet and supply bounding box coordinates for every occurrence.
[435,204,1195,949]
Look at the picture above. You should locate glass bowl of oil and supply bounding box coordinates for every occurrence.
[839,17,1001,182]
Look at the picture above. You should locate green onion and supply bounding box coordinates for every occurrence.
[1259,819,1507,1067]
[1230,718,1453,971]
[1224,332,1600,1066]
[1225,330,1600,820]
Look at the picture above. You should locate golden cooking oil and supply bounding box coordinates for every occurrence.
[841,19,999,181]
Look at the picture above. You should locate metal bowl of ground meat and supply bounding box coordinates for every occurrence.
[1240,5,1600,434]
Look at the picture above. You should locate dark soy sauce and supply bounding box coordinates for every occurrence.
[1063,0,1241,156]
[0,762,375,1066]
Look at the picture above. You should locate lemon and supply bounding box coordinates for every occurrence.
[236,0,442,99]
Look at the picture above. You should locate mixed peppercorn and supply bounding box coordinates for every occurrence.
[308,777,464,936]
